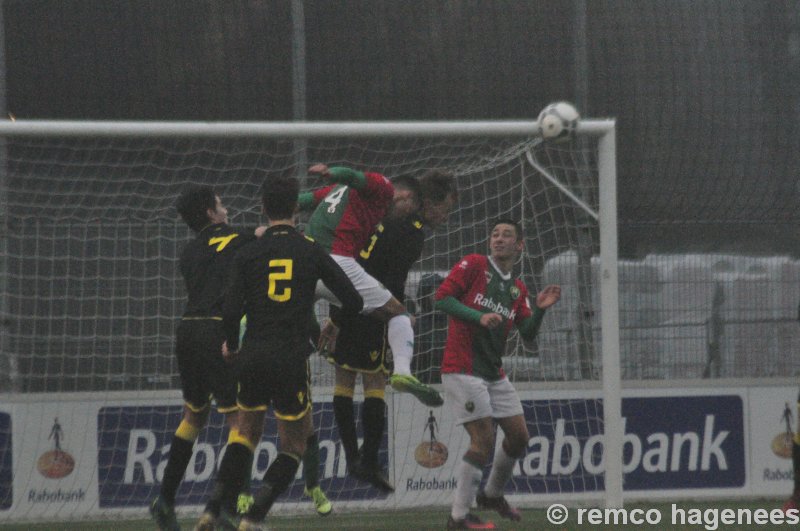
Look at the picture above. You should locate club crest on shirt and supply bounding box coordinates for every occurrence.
[297,391,305,404]
[510,286,520,298]
[369,349,379,362]
[459,260,469,270]
[485,271,493,283]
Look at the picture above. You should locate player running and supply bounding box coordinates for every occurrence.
[150,186,259,531]
[196,174,362,531]
[326,170,457,491]
[299,163,443,407]
[435,219,561,530]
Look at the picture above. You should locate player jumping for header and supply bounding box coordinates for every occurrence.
[299,163,443,407]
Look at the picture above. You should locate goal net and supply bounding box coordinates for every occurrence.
[0,120,619,521]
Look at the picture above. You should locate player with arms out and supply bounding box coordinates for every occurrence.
[327,170,457,491]
[300,163,442,407]
[435,219,561,530]
[197,174,362,531]
[149,186,260,531]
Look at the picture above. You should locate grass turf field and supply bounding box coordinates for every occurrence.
[0,500,791,530]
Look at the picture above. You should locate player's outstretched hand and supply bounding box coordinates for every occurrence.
[479,312,503,329]
[221,341,238,363]
[536,285,561,309]
[318,318,339,354]
[308,163,331,178]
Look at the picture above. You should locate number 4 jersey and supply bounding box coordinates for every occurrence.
[305,171,394,258]
[436,254,538,381]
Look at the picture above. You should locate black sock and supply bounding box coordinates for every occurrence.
[160,435,194,506]
[361,397,385,467]
[205,443,253,516]
[333,395,359,467]
[247,452,301,521]
[303,434,320,489]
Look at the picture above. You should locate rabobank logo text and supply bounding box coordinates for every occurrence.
[511,395,744,494]
[97,402,389,507]
[473,293,515,320]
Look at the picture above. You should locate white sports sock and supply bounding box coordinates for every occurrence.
[387,314,413,376]
[483,442,516,498]
[451,457,483,520]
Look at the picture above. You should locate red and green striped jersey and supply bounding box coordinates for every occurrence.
[305,171,394,257]
[435,254,533,381]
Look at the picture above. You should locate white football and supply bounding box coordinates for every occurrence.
[537,101,580,141]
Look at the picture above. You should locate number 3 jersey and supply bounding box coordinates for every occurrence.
[435,254,533,381]
[305,171,394,258]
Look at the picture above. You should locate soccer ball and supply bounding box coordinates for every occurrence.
[537,101,580,141]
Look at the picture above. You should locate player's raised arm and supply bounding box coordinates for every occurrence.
[516,284,561,341]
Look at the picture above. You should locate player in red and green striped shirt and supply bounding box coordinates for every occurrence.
[435,219,561,530]
[298,164,443,407]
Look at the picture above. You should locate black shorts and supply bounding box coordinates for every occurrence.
[236,339,311,421]
[175,318,237,413]
[326,313,392,374]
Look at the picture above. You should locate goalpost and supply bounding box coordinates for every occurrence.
[0,118,620,521]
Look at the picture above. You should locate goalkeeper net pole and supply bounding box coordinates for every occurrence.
[0,118,621,518]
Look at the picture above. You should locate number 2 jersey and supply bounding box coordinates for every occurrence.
[221,224,363,354]
[305,170,394,258]
[435,254,540,381]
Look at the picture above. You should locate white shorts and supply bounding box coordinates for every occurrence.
[315,255,393,313]
[442,373,524,426]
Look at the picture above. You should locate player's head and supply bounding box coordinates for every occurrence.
[419,170,457,227]
[489,218,524,260]
[176,185,227,232]
[390,174,421,218]
[261,174,299,221]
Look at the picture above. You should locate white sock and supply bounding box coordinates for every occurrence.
[483,442,516,498]
[451,457,483,520]
[387,314,413,376]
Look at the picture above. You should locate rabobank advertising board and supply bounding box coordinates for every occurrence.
[97,401,389,508]
[513,394,744,494]
[391,390,745,507]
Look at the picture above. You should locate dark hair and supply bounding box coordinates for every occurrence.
[261,174,299,220]
[419,170,457,203]
[392,174,421,196]
[176,186,217,232]
[492,218,523,241]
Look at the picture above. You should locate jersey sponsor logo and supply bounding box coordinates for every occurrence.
[473,293,516,320]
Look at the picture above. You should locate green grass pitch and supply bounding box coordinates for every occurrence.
[0,500,791,531]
